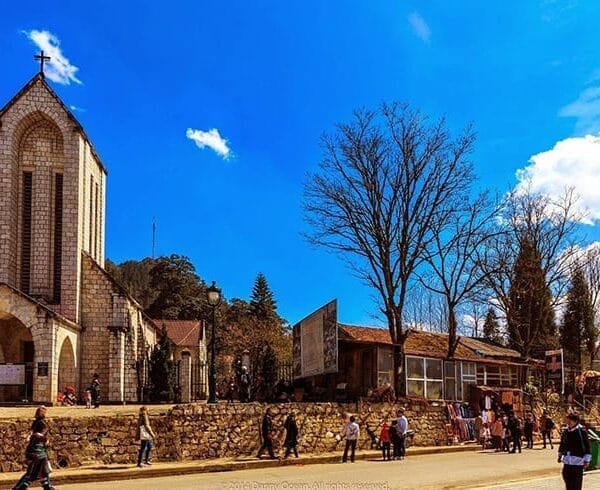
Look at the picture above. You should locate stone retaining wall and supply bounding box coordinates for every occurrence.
[0,399,448,472]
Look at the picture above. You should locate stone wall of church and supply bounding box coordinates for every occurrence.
[78,138,106,268]
[80,254,112,394]
[0,77,95,323]
[80,254,157,402]
[0,76,108,325]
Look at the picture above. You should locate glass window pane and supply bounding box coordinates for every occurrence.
[378,347,393,371]
[445,379,456,400]
[408,379,424,397]
[445,361,455,378]
[407,357,424,379]
[427,381,443,400]
[462,362,475,376]
[462,381,475,400]
[426,359,442,380]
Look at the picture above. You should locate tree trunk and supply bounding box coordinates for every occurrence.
[447,305,459,359]
[393,342,406,398]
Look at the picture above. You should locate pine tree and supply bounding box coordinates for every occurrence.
[482,307,503,344]
[560,266,595,367]
[149,325,177,401]
[508,239,557,357]
[260,344,279,402]
[250,273,277,320]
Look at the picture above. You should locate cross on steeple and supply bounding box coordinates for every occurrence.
[34,50,51,78]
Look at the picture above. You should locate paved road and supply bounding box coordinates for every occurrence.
[59,447,597,490]
[478,471,600,489]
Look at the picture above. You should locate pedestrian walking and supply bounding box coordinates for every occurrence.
[558,413,591,490]
[12,406,54,490]
[90,373,100,409]
[524,412,534,449]
[256,408,277,459]
[380,421,391,461]
[283,412,299,458]
[397,408,408,459]
[541,410,555,449]
[136,406,157,467]
[508,412,522,453]
[341,415,360,463]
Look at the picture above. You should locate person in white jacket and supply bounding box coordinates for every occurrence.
[341,415,360,463]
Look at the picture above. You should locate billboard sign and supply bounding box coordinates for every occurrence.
[293,299,338,379]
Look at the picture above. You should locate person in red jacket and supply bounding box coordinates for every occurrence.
[380,421,391,461]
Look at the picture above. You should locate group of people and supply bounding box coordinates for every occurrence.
[482,409,556,454]
[255,408,299,459]
[57,373,101,409]
[377,408,409,462]
[255,407,410,464]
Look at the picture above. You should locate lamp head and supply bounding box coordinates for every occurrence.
[207,281,221,306]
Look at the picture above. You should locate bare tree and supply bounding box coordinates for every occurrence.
[303,103,474,394]
[403,285,448,333]
[478,185,581,358]
[466,301,490,338]
[419,193,499,357]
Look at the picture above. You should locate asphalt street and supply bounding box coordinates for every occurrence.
[57,447,600,490]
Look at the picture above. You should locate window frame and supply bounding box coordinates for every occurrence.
[406,356,444,400]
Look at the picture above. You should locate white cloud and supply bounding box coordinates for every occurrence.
[408,11,431,43]
[559,82,600,134]
[23,29,81,85]
[69,105,85,113]
[186,128,231,160]
[515,135,600,225]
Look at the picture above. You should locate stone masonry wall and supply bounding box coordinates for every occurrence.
[0,400,448,472]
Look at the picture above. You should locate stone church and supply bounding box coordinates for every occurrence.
[0,71,159,404]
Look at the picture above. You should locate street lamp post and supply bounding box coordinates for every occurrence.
[207,281,221,404]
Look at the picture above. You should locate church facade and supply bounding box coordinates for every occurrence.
[0,73,158,403]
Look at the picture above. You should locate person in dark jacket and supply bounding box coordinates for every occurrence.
[90,373,101,409]
[256,408,277,459]
[558,413,591,490]
[283,412,299,458]
[389,420,402,460]
[523,412,534,449]
[540,410,555,449]
[13,406,54,490]
[508,412,522,454]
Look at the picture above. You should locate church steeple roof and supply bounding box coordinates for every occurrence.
[0,73,108,174]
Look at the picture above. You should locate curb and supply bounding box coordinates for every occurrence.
[0,444,479,488]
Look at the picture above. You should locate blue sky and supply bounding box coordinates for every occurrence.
[2,1,600,326]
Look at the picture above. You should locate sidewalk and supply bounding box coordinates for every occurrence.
[0,443,480,489]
